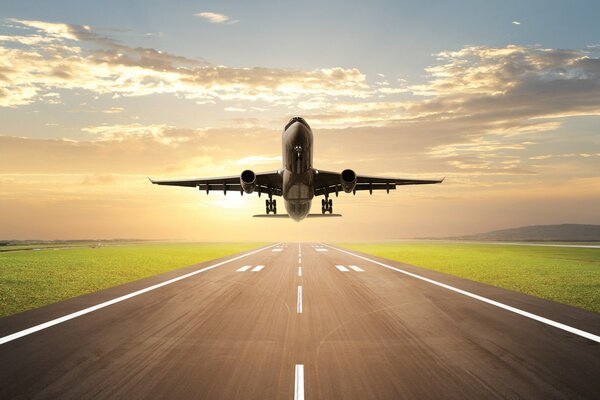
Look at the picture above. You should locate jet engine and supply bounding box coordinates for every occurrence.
[240,169,256,194]
[340,169,357,193]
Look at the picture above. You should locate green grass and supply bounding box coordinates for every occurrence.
[0,243,265,318]
[337,242,600,313]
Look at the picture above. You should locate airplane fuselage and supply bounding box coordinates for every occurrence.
[281,118,315,221]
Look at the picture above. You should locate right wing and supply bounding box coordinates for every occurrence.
[149,170,283,196]
[313,169,443,196]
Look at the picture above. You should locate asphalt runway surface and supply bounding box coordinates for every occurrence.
[0,243,599,399]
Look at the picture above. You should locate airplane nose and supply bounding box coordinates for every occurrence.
[285,122,310,146]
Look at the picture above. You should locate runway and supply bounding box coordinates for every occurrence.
[1,243,599,399]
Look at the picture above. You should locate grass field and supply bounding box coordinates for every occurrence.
[0,242,265,318]
[337,242,600,313]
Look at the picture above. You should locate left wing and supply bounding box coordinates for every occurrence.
[313,169,443,196]
[149,170,283,196]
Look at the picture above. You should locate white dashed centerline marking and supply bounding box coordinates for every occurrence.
[348,265,364,272]
[297,286,303,314]
[251,265,264,272]
[0,243,280,346]
[294,364,304,400]
[298,266,302,276]
[236,265,252,272]
[335,265,349,272]
[325,244,600,344]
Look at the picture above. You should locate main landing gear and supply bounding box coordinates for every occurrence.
[265,197,277,214]
[321,197,333,214]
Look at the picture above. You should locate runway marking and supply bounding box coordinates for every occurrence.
[348,265,364,272]
[298,266,302,277]
[297,285,303,314]
[251,265,264,272]
[236,265,252,272]
[335,265,349,272]
[0,243,279,346]
[326,245,600,344]
[316,248,328,252]
[298,257,302,264]
[273,248,284,252]
[294,364,304,400]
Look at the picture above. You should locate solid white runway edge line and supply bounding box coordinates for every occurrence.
[297,286,303,314]
[251,265,264,272]
[326,245,600,344]
[294,364,304,400]
[0,243,280,346]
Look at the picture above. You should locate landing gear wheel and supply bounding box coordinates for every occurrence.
[265,198,277,214]
[321,198,334,214]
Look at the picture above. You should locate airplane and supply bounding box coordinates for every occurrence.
[150,116,443,221]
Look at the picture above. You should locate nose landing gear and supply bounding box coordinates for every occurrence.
[321,197,333,214]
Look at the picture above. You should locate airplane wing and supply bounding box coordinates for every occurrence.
[149,170,283,196]
[313,169,443,196]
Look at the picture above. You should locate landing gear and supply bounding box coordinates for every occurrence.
[265,198,277,214]
[321,197,333,214]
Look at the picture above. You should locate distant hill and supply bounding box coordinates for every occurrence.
[450,224,600,242]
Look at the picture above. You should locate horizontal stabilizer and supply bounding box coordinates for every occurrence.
[253,214,342,218]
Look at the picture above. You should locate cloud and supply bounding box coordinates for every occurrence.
[512,21,521,25]
[0,19,369,108]
[195,12,232,24]
[1,19,600,191]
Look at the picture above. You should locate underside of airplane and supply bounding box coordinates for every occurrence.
[150,117,443,221]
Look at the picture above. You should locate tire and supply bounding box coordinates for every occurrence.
[273,207,277,214]
[328,199,332,207]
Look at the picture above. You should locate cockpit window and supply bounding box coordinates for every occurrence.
[284,116,309,131]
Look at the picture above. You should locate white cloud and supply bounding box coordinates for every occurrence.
[81,123,191,145]
[0,19,369,107]
[195,12,232,24]
[512,21,521,25]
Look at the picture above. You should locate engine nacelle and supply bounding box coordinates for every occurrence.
[240,169,256,194]
[340,169,357,193]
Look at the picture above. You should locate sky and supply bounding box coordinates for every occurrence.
[0,0,599,241]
